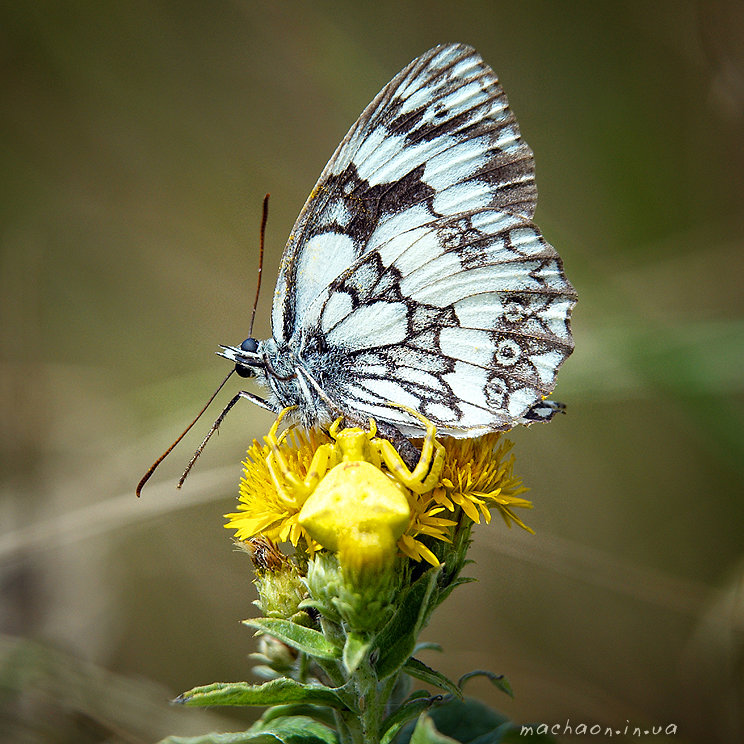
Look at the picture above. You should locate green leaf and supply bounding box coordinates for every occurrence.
[392,699,559,744]
[380,697,441,744]
[174,678,344,710]
[163,714,339,744]
[249,714,338,744]
[403,658,462,699]
[243,618,340,660]
[449,577,477,589]
[159,733,272,744]
[458,671,513,699]
[409,713,459,744]
[413,642,442,654]
[435,576,476,606]
[394,698,508,743]
[260,704,338,729]
[373,567,440,679]
[342,633,369,674]
[160,716,338,744]
[492,722,558,743]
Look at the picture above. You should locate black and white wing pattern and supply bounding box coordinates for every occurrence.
[272,43,539,343]
[226,43,577,437]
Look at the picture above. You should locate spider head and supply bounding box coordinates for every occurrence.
[329,418,379,463]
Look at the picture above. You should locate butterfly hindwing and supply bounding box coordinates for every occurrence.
[297,206,575,435]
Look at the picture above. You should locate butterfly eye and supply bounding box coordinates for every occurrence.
[235,364,256,379]
[235,338,259,377]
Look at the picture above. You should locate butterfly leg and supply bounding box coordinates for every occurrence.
[175,389,277,488]
[237,389,277,412]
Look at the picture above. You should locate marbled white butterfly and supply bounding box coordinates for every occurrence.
[222,43,577,440]
[138,43,577,495]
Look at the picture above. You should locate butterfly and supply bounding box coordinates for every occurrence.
[220,42,576,441]
[137,43,577,496]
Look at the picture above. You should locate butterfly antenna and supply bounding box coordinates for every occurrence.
[136,369,235,497]
[248,193,270,337]
[176,391,244,489]
[177,193,271,487]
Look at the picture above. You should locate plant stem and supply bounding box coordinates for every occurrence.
[355,659,387,744]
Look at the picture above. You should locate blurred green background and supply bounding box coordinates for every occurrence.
[1,1,743,742]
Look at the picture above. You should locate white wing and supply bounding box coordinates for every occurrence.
[271,43,537,344]
[297,207,576,436]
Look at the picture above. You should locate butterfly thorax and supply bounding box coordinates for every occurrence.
[268,335,348,427]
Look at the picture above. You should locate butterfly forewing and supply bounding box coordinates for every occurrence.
[300,208,574,435]
[272,43,538,344]
[263,42,576,436]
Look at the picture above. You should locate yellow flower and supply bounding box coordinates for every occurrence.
[439,434,532,531]
[225,419,531,568]
[397,433,531,565]
[225,427,330,555]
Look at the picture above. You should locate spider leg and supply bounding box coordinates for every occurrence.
[374,407,445,494]
[265,434,337,503]
[328,416,345,440]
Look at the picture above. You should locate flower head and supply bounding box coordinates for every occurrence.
[234,536,307,620]
[397,433,531,565]
[440,433,532,529]
[226,416,531,570]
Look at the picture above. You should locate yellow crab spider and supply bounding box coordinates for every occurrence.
[264,405,445,506]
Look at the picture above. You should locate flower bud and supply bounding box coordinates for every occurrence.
[237,537,306,620]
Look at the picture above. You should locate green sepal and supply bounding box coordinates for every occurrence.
[243,618,340,660]
[342,633,369,674]
[458,670,513,698]
[174,678,344,709]
[403,658,462,699]
[379,695,441,744]
[373,566,440,679]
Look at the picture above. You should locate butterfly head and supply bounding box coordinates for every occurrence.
[219,337,263,378]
